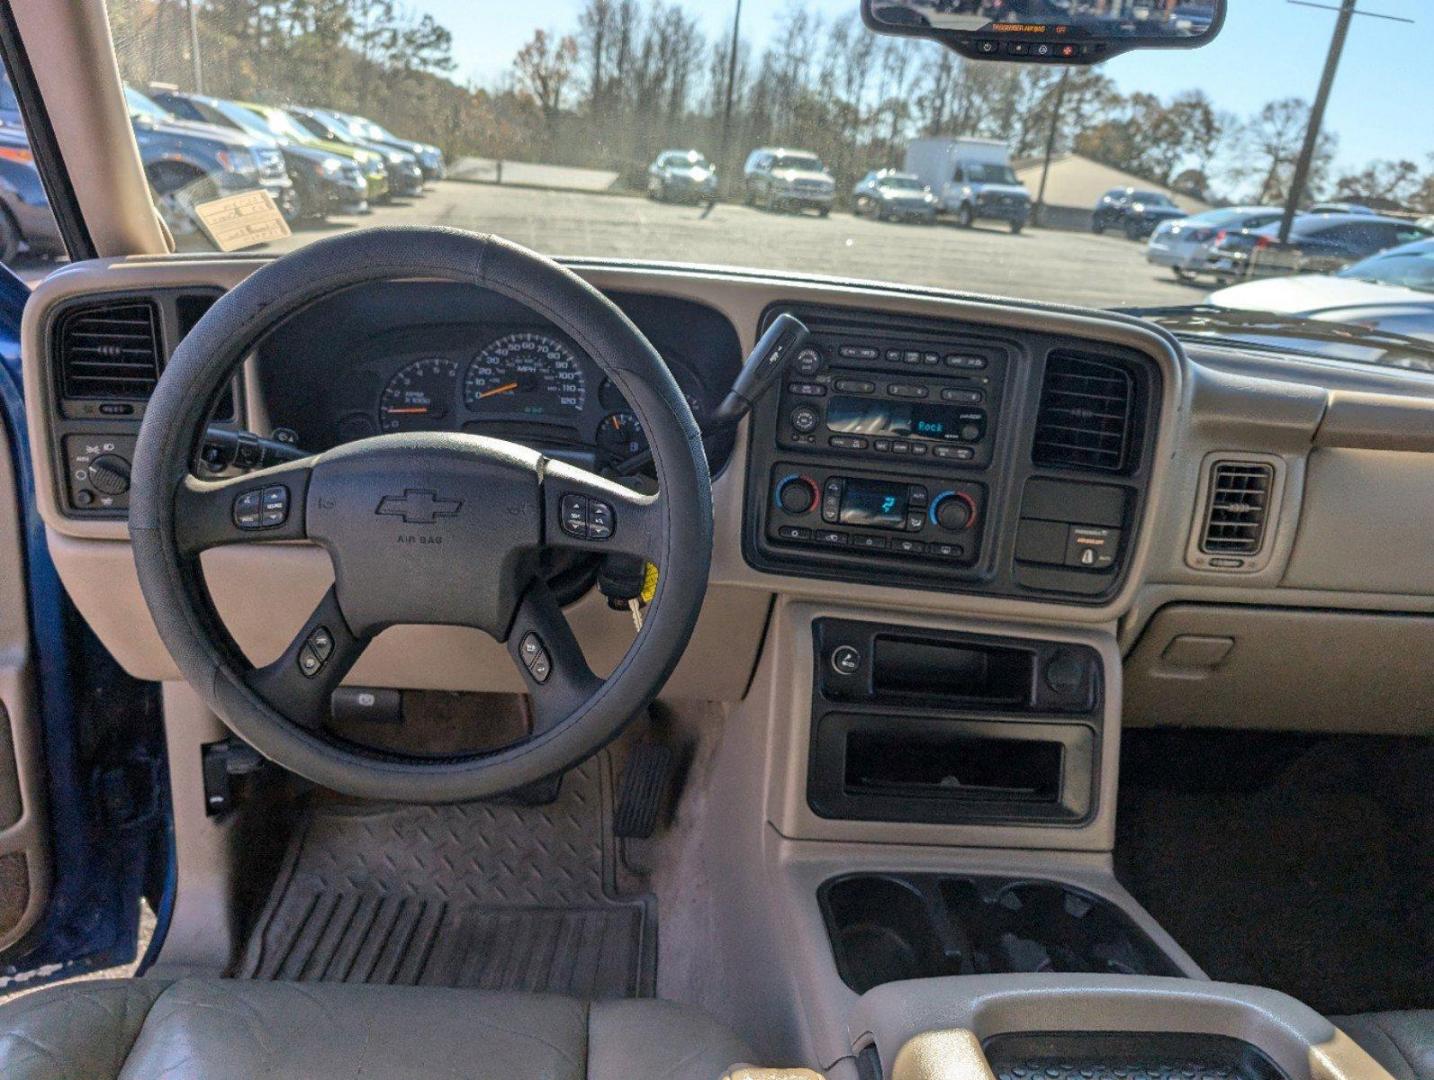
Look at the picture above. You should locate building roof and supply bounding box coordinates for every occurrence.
[1014,153,1211,213]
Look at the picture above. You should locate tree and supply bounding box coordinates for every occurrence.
[1238,97,1336,205]
[513,29,579,126]
[1333,159,1423,209]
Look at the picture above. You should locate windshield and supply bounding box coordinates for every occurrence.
[664,153,709,169]
[93,2,1434,363]
[124,87,173,123]
[1338,244,1434,293]
[967,164,1017,185]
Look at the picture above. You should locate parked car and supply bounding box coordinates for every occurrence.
[1203,212,1432,282]
[1092,187,1189,240]
[904,137,1030,232]
[1309,201,1377,215]
[742,148,835,215]
[1145,206,1282,281]
[289,106,424,198]
[0,128,60,262]
[125,87,292,234]
[151,90,369,219]
[240,101,390,205]
[1207,237,1434,341]
[646,149,717,203]
[851,169,938,224]
[336,112,446,181]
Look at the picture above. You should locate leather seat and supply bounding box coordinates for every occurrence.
[0,978,757,1080]
[1332,1012,1434,1080]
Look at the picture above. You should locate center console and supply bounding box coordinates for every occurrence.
[742,306,1161,601]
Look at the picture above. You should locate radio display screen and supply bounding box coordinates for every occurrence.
[826,395,978,442]
[839,478,909,529]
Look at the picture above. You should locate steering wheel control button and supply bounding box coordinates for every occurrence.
[298,647,323,678]
[560,493,589,539]
[520,633,552,683]
[308,627,334,662]
[831,645,862,676]
[260,485,290,527]
[233,490,262,529]
[587,499,614,541]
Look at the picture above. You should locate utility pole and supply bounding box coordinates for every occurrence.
[185,0,205,94]
[1034,68,1070,229]
[719,0,744,186]
[1278,0,1412,243]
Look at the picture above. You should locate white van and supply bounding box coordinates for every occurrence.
[905,137,1031,232]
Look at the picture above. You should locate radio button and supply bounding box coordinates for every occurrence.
[923,352,940,365]
[787,382,826,397]
[829,436,868,450]
[903,350,921,365]
[888,383,928,398]
[933,445,975,461]
[909,443,928,457]
[873,439,892,452]
[885,349,901,362]
[941,388,984,404]
[834,379,875,394]
[790,406,820,433]
[839,345,879,360]
[794,347,823,376]
[945,354,988,369]
[959,424,983,441]
[890,442,910,455]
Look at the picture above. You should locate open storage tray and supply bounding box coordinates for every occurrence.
[820,873,1182,994]
[982,1033,1289,1080]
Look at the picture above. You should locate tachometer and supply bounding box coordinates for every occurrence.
[464,332,586,417]
[378,357,459,432]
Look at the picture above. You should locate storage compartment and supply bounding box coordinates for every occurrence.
[820,873,1183,994]
[982,1033,1287,1080]
[810,714,1094,825]
[871,635,1032,705]
[844,730,1062,803]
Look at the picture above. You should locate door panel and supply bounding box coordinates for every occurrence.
[0,350,48,953]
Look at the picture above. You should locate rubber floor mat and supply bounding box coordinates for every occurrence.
[237,754,655,997]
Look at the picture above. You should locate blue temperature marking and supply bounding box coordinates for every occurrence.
[930,491,956,526]
[774,474,799,509]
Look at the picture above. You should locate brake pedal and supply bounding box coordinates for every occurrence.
[613,743,675,839]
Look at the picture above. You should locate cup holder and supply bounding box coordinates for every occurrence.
[820,873,1183,993]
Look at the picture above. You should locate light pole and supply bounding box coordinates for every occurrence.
[719,0,744,184]
[1277,0,1412,243]
[185,0,205,94]
[1035,68,1071,228]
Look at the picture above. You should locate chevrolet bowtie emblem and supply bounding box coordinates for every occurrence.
[376,489,463,525]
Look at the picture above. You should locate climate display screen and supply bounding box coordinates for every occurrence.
[826,395,976,442]
[839,479,909,529]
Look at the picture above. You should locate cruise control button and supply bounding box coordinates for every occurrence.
[587,499,614,541]
[233,490,261,529]
[298,647,323,678]
[520,633,543,663]
[560,493,589,539]
[529,652,552,682]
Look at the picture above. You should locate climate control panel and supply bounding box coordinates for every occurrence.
[767,462,984,565]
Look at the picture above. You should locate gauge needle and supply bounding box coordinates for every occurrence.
[384,407,430,414]
[477,381,520,400]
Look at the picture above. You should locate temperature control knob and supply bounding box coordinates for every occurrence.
[776,474,820,515]
[930,490,977,532]
[87,454,132,496]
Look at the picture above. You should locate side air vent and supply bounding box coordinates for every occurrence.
[1200,461,1275,555]
[1032,351,1134,473]
[56,301,162,401]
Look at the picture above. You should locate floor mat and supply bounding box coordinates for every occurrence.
[1116,731,1434,1015]
[237,753,655,997]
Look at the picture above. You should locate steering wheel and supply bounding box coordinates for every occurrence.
[130,228,713,802]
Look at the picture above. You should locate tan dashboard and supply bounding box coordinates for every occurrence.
[20,254,1434,732]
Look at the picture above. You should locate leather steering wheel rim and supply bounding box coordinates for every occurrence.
[130,228,712,802]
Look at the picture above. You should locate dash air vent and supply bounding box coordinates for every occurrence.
[1033,351,1134,473]
[1200,461,1274,555]
[56,300,162,401]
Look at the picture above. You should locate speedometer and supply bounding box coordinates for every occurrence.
[464,332,586,417]
[378,357,459,432]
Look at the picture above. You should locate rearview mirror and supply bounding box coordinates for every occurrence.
[861,0,1225,63]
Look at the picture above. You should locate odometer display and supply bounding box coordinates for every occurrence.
[378,357,459,432]
[464,332,586,417]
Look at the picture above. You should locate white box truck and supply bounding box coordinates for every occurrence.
[904,137,1031,233]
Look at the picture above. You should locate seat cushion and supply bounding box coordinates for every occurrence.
[1332,1012,1434,1080]
[0,978,756,1080]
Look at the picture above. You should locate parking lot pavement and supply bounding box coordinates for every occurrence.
[14,181,1204,310]
[265,181,1203,310]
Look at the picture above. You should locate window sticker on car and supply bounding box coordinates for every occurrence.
[191,190,291,252]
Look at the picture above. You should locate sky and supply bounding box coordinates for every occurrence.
[420,0,1431,173]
